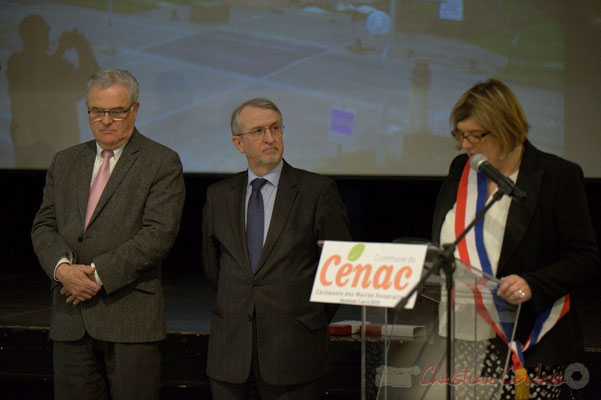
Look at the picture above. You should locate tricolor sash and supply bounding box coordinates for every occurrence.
[454,157,570,372]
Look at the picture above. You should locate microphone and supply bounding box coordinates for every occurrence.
[470,154,526,201]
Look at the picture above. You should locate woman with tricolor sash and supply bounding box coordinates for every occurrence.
[431,79,599,399]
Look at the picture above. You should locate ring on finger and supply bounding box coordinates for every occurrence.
[517,289,525,299]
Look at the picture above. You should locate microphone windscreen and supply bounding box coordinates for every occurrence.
[470,153,488,170]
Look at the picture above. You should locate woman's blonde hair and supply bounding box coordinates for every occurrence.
[451,78,529,154]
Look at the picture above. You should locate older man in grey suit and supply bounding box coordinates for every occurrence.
[203,98,351,399]
[31,69,185,400]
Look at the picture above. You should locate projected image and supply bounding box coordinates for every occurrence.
[0,0,568,175]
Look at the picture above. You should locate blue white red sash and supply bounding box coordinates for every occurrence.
[455,157,570,369]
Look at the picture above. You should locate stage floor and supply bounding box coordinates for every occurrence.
[0,269,363,399]
[0,270,366,333]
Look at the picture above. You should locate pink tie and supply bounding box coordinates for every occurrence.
[85,149,113,229]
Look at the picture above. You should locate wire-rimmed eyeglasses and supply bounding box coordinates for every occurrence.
[235,123,284,140]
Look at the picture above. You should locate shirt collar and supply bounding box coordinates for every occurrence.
[95,142,125,161]
[247,161,283,188]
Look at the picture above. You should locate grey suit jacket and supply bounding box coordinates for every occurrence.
[32,130,185,343]
[202,161,351,385]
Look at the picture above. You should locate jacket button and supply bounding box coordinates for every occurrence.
[252,283,258,289]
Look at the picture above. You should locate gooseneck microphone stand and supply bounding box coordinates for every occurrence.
[395,190,506,400]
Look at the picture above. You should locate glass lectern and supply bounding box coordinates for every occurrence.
[360,246,521,400]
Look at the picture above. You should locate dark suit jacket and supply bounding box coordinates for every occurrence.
[432,140,599,367]
[202,161,351,385]
[32,130,185,343]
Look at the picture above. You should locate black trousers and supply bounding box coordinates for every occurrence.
[210,372,323,400]
[210,316,324,400]
[53,333,161,400]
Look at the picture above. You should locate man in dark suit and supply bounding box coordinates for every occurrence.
[31,69,185,400]
[203,98,351,399]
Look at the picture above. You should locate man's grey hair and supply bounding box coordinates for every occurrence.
[230,98,283,135]
[87,69,140,104]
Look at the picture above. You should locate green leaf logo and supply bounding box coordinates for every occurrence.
[347,243,365,261]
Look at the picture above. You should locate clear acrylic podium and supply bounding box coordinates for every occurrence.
[359,245,521,400]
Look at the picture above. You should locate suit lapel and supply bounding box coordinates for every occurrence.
[255,162,298,275]
[497,141,542,276]
[78,141,97,228]
[86,130,141,229]
[227,172,253,275]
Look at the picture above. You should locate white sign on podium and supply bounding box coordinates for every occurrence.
[310,241,427,308]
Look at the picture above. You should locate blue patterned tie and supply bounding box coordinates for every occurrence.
[247,178,267,273]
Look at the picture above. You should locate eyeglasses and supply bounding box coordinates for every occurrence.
[88,102,137,121]
[236,123,284,140]
[452,129,490,144]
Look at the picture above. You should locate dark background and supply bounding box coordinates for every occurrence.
[4,169,599,284]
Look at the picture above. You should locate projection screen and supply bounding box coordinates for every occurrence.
[1,0,600,176]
